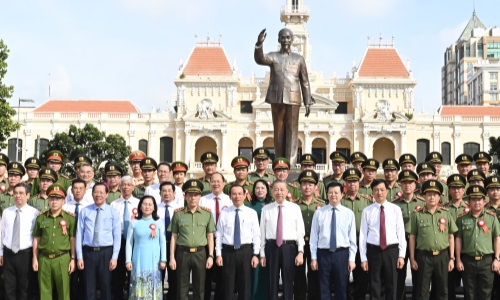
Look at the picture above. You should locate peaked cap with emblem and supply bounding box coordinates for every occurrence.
[382,158,400,171]
[200,152,219,164]
[350,152,367,164]
[7,162,25,176]
[421,179,443,195]
[446,174,466,187]
[399,153,417,166]
[252,147,271,159]
[182,179,204,194]
[455,154,473,165]
[74,154,92,168]
[105,162,124,176]
[24,157,41,169]
[39,167,58,182]
[128,150,146,163]
[361,158,380,170]
[300,153,317,166]
[416,162,436,176]
[231,156,250,169]
[330,151,348,163]
[473,151,491,163]
[467,169,486,183]
[140,157,158,170]
[272,157,290,170]
[466,185,487,198]
[343,168,362,181]
[485,176,500,189]
[398,170,418,182]
[298,170,319,184]
[47,184,66,198]
[426,151,443,164]
[46,150,64,163]
[0,153,9,166]
[171,161,188,173]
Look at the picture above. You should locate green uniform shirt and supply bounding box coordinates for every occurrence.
[223,180,254,204]
[386,182,403,201]
[296,197,324,238]
[247,171,276,185]
[443,200,469,222]
[456,209,500,256]
[198,177,211,196]
[29,194,50,212]
[341,193,372,233]
[106,188,121,204]
[322,175,344,190]
[291,180,327,203]
[285,183,301,202]
[486,202,500,221]
[132,185,146,199]
[33,210,76,254]
[0,191,15,216]
[30,174,71,196]
[169,206,216,247]
[358,180,373,197]
[410,206,458,251]
[391,194,425,234]
[439,179,449,203]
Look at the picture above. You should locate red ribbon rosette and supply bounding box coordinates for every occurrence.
[464,207,470,213]
[315,205,321,210]
[478,219,490,233]
[438,217,446,232]
[149,223,157,238]
[266,181,271,186]
[60,220,67,235]
[396,192,402,198]
[131,208,138,220]
[415,205,422,211]
[0,184,5,192]
[287,192,292,200]
[245,189,249,195]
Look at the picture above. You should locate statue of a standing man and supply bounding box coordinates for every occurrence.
[254,28,312,167]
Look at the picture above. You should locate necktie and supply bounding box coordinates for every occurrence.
[12,209,21,253]
[94,208,102,245]
[124,200,130,237]
[165,205,171,242]
[330,207,337,251]
[215,196,220,224]
[380,205,387,250]
[74,203,80,229]
[234,208,241,249]
[276,205,283,247]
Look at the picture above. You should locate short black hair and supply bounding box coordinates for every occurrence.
[92,182,109,194]
[160,181,176,192]
[229,184,245,196]
[13,183,29,194]
[158,162,171,171]
[72,178,87,188]
[327,182,343,193]
[371,179,389,190]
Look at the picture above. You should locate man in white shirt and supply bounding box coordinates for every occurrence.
[215,184,260,300]
[359,179,406,300]
[109,176,139,300]
[260,180,305,300]
[0,183,39,300]
[66,164,95,206]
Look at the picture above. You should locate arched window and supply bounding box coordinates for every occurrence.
[35,138,49,158]
[417,139,430,163]
[8,138,22,161]
[159,137,173,162]
[139,139,148,155]
[441,142,451,165]
[464,142,480,158]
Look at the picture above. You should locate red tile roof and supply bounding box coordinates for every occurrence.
[439,106,500,116]
[182,46,233,76]
[34,100,139,113]
[358,48,409,78]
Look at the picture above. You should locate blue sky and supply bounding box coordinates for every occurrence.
[1,0,499,113]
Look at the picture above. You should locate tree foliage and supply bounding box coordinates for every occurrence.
[43,124,131,180]
[0,39,20,149]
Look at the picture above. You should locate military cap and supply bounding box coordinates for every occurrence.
[398,170,418,182]
[298,170,319,184]
[47,184,66,198]
[330,151,348,163]
[485,176,500,189]
[350,152,367,164]
[272,157,290,170]
[140,157,158,170]
[200,152,219,164]
[399,153,417,166]
[105,163,123,176]
[74,154,92,168]
[467,169,486,182]
[426,152,443,164]
[300,153,316,166]
[171,161,188,173]
[382,159,400,171]
[361,159,380,170]
[466,185,487,198]
[182,179,204,194]
[7,162,26,176]
[473,151,491,163]
[129,150,146,163]
[421,179,443,194]
[416,162,436,176]
[231,156,250,169]
[447,174,466,187]
[455,154,473,165]
[46,150,64,163]
[343,168,362,181]
[0,153,9,166]
[39,167,58,182]
[253,147,271,159]
[24,157,41,169]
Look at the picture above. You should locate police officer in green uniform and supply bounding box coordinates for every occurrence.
[29,168,58,212]
[400,153,421,190]
[358,159,380,197]
[382,159,402,201]
[341,168,372,300]
[133,157,157,199]
[456,185,500,300]
[294,170,323,300]
[456,154,474,179]
[272,157,300,201]
[0,153,9,193]
[247,147,276,184]
[198,152,219,196]
[416,162,449,203]
[32,150,72,196]
[427,151,445,179]
[484,176,500,300]
[172,161,189,191]
[24,156,41,194]
[33,184,76,300]
[350,151,367,174]
[467,169,489,202]
[291,153,327,202]
[0,162,25,215]
[105,162,123,204]
[323,151,348,188]
[73,154,92,171]
[168,179,215,300]
[223,156,254,203]
[474,151,493,177]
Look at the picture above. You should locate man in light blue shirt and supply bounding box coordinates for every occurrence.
[76,182,121,300]
[310,182,357,300]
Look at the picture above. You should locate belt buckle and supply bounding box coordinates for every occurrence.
[189,247,196,253]
[432,250,439,255]
[475,256,482,261]
[304,236,309,241]
[94,247,100,252]
[48,254,56,259]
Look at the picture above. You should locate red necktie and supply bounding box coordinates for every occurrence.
[276,205,283,247]
[380,205,387,250]
[215,196,220,224]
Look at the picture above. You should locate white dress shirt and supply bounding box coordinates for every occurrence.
[157,201,180,222]
[145,183,184,208]
[110,196,140,234]
[309,204,357,261]
[359,201,407,262]
[0,204,39,255]
[215,205,261,257]
[200,193,232,223]
[62,198,92,214]
[260,201,305,256]
[65,181,95,206]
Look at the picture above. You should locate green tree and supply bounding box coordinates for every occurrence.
[43,124,131,180]
[0,40,20,149]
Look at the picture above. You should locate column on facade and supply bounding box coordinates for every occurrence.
[221,130,228,170]
[149,125,157,160]
[453,132,461,161]
[328,130,335,157]
[184,129,191,165]
[432,130,440,152]
[363,130,370,156]
[304,130,312,154]
[400,130,406,155]
[24,128,32,159]
[255,130,262,148]
[482,132,489,152]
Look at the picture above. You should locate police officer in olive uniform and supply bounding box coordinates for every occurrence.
[105,162,124,204]
[291,154,327,202]
[382,159,402,201]
[358,159,380,197]
[350,151,367,174]
[272,157,300,201]
[198,152,219,196]
[294,170,324,300]
[468,169,487,187]
[133,157,157,199]
[323,151,348,188]
[409,180,458,300]
[399,153,417,172]
[341,168,372,300]
[485,176,500,300]
[0,153,9,193]
[73,154,92,171]
[474,151,493,177]
[40,150,72,194]
[24,156,41,194]
[33,184,76,300]
[223,156,254,203]
[128,150,146,187]
[427,151,445,179]
[456,154,474,179]
[29,168,58,212]
[168,179,216,300]
[0,162,26,214]
[247,147,276,184]
[456,185,500,300]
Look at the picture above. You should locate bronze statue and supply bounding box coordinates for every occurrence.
[254,28,312,167]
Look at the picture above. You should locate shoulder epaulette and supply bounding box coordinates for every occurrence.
[415,195,424,201]
[391,197,399,203]
[437,206,449,212]
[457,211,469,218]
[174,207,184,213]
[288,182,298,189]
[247,180,254,185]
[245,180,254,185]
[200,206,212,212]
[267,170,275,175]
[486,210,497,217]
[63,210,76,217]
[360,194,372,200]
[295,198,301,204]
[413,206,424,213]
[59,174,70,180]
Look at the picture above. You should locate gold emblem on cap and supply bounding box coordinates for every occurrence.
[191,181,197,187]
[430,181,436,186]
[422,163,427,168]
[405,155,410,159]
[494,178,498,182]
[54,186,60,191]
[45,170,50,174]
[454,176,459,181]
[473,187,479,192]
[54,153,59,157]
[433,153,437,158]
[31,159,36,163]
[462,155,467,161]
[350,170,355,175]
[388,160,393,164]
[370,161,375,165]
[259,149,264,154]
[335,153,339,157]
[110,166,115,170]
[237,158,242,163]
[404,171,409,176]
[306,171,312,176]
[355,154,359,158]
[12,163,17,168]
[479,153,484,158]
[207,153,212,158]
[279,160,284,164]
[146,159,150,164]
[79,157,84,161]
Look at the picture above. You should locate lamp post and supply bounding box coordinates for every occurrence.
[16,98,34,162]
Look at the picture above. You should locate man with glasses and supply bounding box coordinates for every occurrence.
[248,148,276,184]
[323,151,348,188]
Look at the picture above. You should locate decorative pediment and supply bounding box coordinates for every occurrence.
[182,98,232,121]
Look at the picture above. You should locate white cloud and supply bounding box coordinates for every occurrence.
[49,65,72,99]
[339,0,399,17]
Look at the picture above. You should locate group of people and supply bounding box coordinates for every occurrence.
[0,146,499,300]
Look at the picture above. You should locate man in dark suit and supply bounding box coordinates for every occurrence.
[254,27,312,166]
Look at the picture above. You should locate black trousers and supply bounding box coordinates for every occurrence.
[492,272,500,300]
[83,246,113,300]
[111,238,127,300]
[462,254,494,300]
[396,238,417,300]
[294,241,319,300]
[221,244,253,300]
[70,268,86,300]
[265,241,297,300]
[318,248,349,300]
[161,241,177,300]
[366,244,398,300]
[204,244,223,300]
[4,247,33,300]
[415,250,449,300]
[348,245,369,300]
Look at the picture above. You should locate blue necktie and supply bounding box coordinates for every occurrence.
[74,203,80,229]
[330,207,337,251]
[123,200,130,237]
[234,208,241,249]
[165,205,171,242]
[94,208,102,246]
